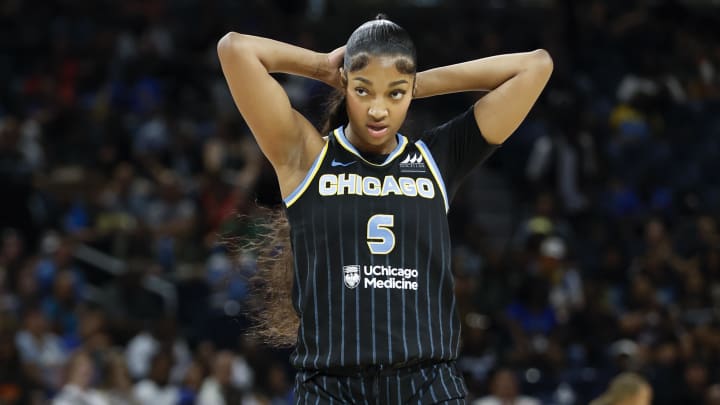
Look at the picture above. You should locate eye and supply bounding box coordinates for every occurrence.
[354,87,368,96]
[389,90,406,100]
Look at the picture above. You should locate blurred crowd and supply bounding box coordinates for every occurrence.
[1,0,720,404]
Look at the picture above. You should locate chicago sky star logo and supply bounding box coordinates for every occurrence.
[399,153,426,173]
[343,265,361,289]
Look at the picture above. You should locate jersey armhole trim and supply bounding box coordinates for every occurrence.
[415,140,449,213]
[283,141,329,208]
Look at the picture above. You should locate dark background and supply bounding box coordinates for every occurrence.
[1,0,720,404]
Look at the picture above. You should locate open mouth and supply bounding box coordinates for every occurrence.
[367,124,389,138]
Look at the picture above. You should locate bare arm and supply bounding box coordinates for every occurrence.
[216,33,342,191]
[414,50,553,144]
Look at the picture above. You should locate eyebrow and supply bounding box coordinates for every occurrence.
[353,77,409,87]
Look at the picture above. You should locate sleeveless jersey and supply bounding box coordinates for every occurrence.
[284,107,498,370]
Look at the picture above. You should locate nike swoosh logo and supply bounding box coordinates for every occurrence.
[331,159,356,167]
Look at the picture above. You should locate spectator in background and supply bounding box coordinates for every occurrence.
[197,351,244,405]
[98,266,167,330]
[132,349,179,405]
[678,359,711,405]
[0,268,19,318]
[125,317,191,384]
[648,339,684,405]
[632,218,683,305]
[15,306,67,393]
[524,87,592,214]
[504,276,565,379]
[607,339,641,375]
[199,171,247,246]
[506,276,557,338]
[99,349,139,405]
[41,269,82,348]
[13,262,41,314]
[200,130,263,246]
[52,349,108,405]
[513,192,575,254]
[0,229,25,299]
[473,367,541,405]
[0,330,37,405]
[35,233,82,295]
[589,372,652,405]
[677,268,713,328]
[95,162,150,258]
[178,360,204,405]
[537,236,584,324]
[76,309,111,357]
[707,385,720,405]
[261,363,292,405]
[141,170,197,272]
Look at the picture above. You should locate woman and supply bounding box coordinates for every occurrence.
[218,15,552,403]
[52,350,108,405]
[98,349,140,405]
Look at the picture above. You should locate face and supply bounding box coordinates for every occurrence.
[491,370,518,399]
[70,353,95,388]
[344,55,414,154]
[214,351,234,385]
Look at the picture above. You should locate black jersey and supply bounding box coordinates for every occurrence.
[284,107,498,370]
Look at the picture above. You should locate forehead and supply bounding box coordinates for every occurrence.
[347,55,414,84]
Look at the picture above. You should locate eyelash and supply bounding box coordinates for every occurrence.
[390,90,406,100]
[354,88,406,100]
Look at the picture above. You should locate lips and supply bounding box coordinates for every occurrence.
[366,124,389,138]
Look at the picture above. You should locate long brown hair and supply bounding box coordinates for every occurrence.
[243,207,297,347]
[246,15,417,348]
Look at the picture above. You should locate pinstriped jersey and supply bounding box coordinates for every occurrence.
[284,107,498,370]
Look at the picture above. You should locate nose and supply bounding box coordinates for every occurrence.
[368,102,388,121]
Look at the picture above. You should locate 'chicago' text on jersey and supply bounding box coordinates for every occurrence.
[318,173,435,198]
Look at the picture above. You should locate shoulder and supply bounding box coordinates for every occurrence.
[418,106,494,155]
[421,106,478,138]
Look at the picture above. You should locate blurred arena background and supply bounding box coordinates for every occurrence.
[1,0,720,404]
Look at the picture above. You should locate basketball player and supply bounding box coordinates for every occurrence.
[218,15,552,404]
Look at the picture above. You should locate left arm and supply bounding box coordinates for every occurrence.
[414,49,553,144]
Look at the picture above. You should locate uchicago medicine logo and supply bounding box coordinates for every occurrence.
[343,264,418,290]
[343,265,361,289]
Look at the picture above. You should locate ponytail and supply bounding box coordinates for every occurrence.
[242,90,347,348]
[242,208,298,347]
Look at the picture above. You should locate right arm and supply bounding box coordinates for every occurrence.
[216,33,342,193]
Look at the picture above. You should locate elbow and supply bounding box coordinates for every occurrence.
[216,32,236,56]
[217,32,251,60]
[531,49,554,76]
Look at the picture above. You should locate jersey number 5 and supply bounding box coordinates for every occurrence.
[367,214,395,255]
